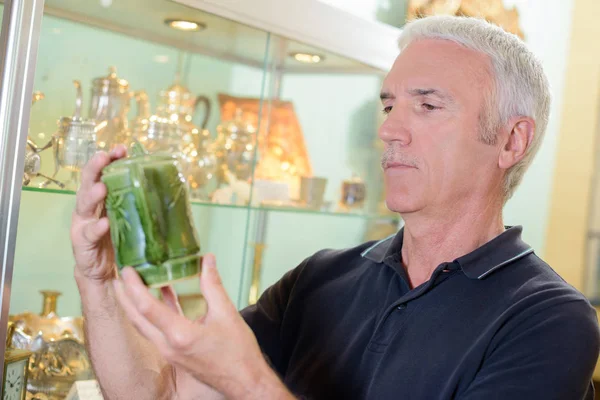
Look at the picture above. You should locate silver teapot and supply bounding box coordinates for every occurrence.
[89,66,132,150]
[181,125,218,200]
[132,85,218,199]
[156,78,212,148]
[213,107,257,184]
[41,81,97,189]
[131,90,182,155]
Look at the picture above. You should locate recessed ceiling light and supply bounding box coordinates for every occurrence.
[290,52,325,64]
[164,19,206,32]
[153,55,170,64]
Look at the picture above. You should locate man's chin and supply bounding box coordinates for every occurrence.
[385,197,421,215]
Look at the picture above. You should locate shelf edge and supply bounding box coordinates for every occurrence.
[172,0,401,72]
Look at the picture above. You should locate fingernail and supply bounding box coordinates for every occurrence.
[121,267,135,280]
[203,255,215,269]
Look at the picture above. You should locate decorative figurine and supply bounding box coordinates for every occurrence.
[9,291,93,398]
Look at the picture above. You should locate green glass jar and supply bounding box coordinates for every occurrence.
[101,142,201,287]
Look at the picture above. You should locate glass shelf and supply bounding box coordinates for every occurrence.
[21,185,399,221]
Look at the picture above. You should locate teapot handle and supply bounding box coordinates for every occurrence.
[194,95,211,130]
[5,321,15,349]
[73,80,83,119]
[133,90,151,119]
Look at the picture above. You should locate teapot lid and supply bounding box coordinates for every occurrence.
[161,72,192,97]
[93,66,129,92]
[57,117,97,138]
[160,82,195,104]
[165,83,191,96]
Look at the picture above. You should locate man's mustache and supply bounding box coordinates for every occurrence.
[381,148,419,169]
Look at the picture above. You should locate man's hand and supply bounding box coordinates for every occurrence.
[113,254,295,400]
[72,147,224,400]
[71,146,127,284]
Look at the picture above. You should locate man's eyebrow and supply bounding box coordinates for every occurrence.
[408,88,455,103]
[380,91,395,101]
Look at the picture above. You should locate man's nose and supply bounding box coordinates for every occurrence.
[378,109,412,146]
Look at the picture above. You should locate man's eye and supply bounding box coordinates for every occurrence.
[422,103,439,111]
[382,106,393,115]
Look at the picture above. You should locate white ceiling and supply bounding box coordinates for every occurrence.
[43,0,380,73]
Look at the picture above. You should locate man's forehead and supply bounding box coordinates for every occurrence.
[381,39,492,96]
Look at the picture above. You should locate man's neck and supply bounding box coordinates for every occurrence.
[400,197,505,288]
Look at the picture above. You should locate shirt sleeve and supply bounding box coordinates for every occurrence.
[457,299,600,400]
[240,257,309,375]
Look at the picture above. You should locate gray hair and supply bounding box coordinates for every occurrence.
[398,16,551,201]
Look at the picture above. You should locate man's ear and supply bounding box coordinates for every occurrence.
[498,117,536,170]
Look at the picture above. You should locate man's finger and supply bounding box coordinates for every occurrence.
[75,181,107,218]
[79,146,127,193]
[199,254,236,317]
[160,286,183,315]
[121,268,193,345]
[109,144,128,160]
[79,151,111,192]
[112,278,168,348]
[80,217,110,244]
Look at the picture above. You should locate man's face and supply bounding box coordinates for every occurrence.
[379,38,502,214]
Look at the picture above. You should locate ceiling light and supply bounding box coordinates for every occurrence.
[153,55,170,64]
[164,19,206,32]
[290,52,324,64]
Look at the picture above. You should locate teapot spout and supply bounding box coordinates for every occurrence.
[31,91,44,105]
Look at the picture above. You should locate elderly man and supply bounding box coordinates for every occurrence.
[71,15,599,400]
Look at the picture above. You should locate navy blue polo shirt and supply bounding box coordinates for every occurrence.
[242,226,600,399]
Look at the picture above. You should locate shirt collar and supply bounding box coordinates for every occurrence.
[361,225,534,280]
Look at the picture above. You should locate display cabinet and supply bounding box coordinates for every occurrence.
[0,0,402,395]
